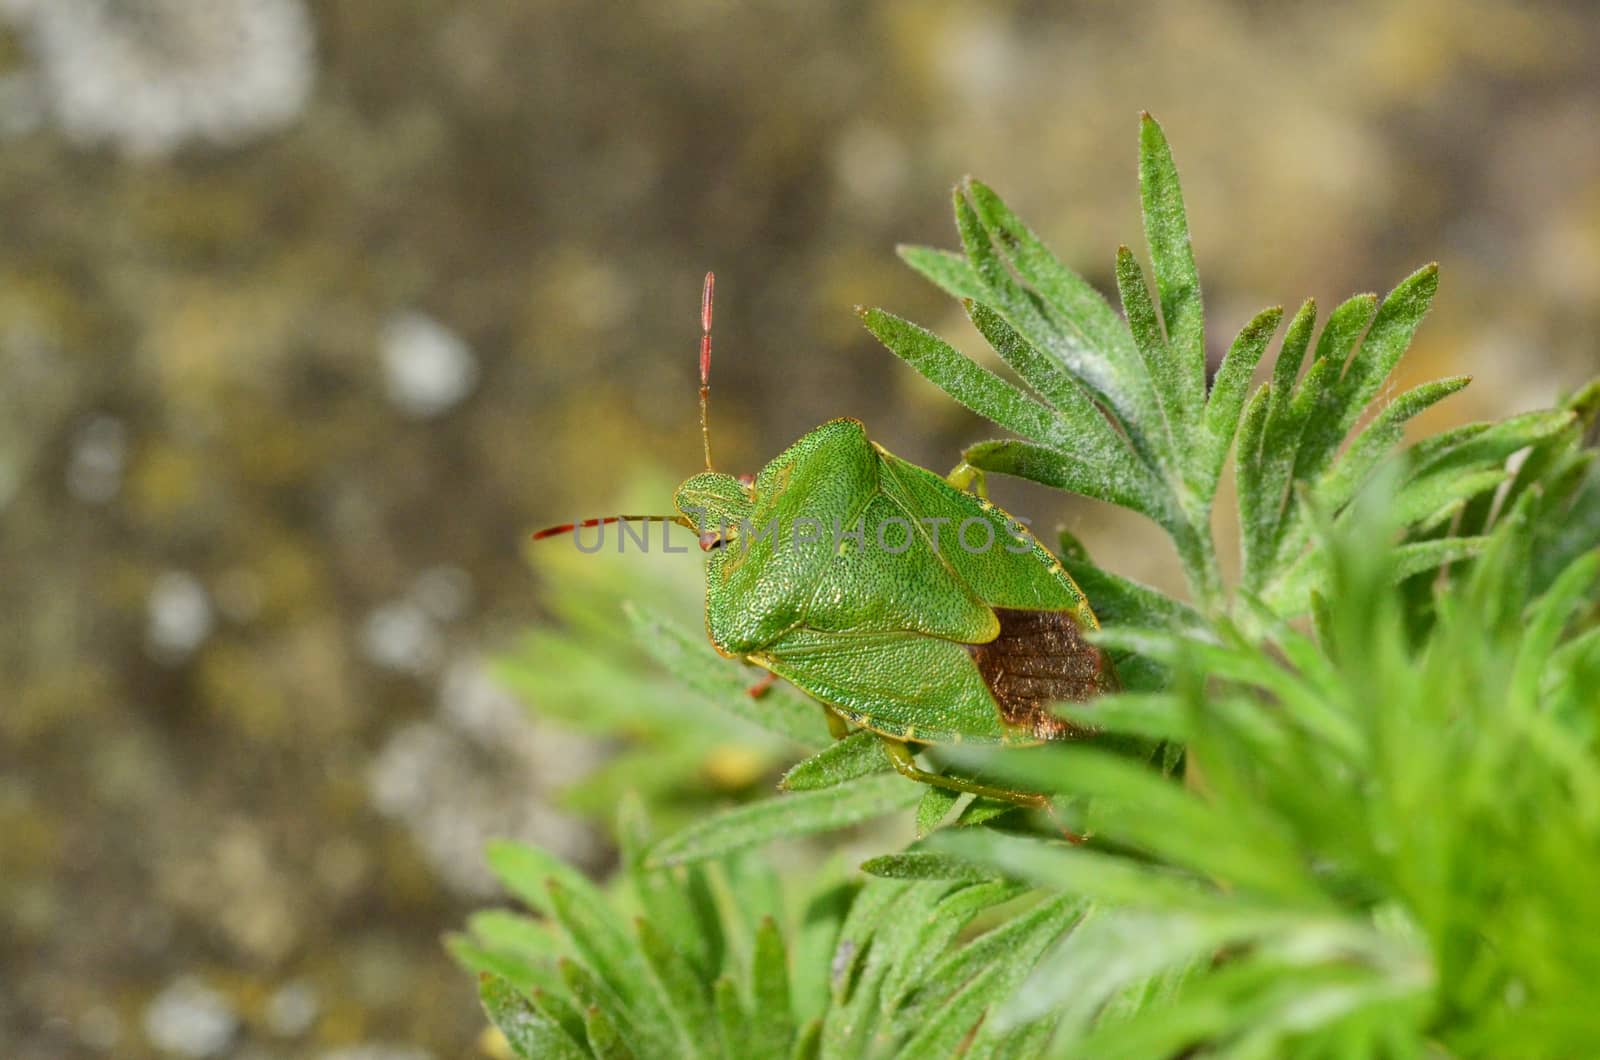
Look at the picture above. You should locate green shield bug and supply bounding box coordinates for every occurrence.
[536,273,1118,808]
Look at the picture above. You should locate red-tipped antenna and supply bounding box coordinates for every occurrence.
[699,271,715,471]
[531,514,692,541]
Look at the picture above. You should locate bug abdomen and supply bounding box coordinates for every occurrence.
[967,607,1118,741]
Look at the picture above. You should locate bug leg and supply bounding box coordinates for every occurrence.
[823,707,852,741]
[877,737,1047,810]
[945,461,989,499]
[745,670,777,698]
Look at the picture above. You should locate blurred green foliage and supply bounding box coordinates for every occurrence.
[466,120,1600,1058]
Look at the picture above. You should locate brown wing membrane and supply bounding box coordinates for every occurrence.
[966,607,1118,741]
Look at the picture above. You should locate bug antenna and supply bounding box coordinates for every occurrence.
[699,271,715,471]
[531,514,694,541]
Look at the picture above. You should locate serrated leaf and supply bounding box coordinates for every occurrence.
[647,773,921,867]
[780,730,892,791]
[893,893,1083,1047]
[1295,269,1436,488]
[480,975,587,1060]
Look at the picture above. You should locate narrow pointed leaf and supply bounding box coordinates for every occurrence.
[1204,306,1282,487]
[749,917,796,1057]
[648,773,921,867]
[1115,245,1186,451]
[896,244,986,301]
[583,1002,637,1060]
[780,729,892,791]
[859,850,998,881]
[915,786,962,837]
[963,438,1173,527]
[480,975,587,1060]
[1139,114,1206,413]
[1313,375,1473,515]
[966,299,1133,467]
[860,306,1070,447]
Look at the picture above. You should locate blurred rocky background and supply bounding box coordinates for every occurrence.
[1,0,1596,1056]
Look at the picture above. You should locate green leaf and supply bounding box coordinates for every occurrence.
[1203,305,1281,491]
[1296,268,1437,487]
[896,244,986,301]
[1139,113,1206,417]
[647,773,921,867]
[635,917,717,1055]
[960,178,1166,467]
[583,1001,637,1060]
[547,880,684,1057]
[1312,375,1473,515]
[964,437,1173,527]
[480,975,587,1060]
[966,298,1132,467]
[930,829,1217,909]
[859,306,1071,448]
[713,975,748,1060]
[749,917,797,1057]
[1115,245,1184,455]
[914,787,962,836]
[879,879,1031,1016]
[893,893,1083,1047]
[859,850,998,881]
[780,730,892,791]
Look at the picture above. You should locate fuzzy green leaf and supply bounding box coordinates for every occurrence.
[480,975,587,1060]
[648,773,921,867]
[1139,114,1206,417]
[780,729,892,791]
[1115,245,1184,456]
[749,917,797,1057]
[963,438,1172,527]
[914,787,963,837]
[896,244,986,301]
[859,850,998,881]
[1203,306,1281,490]
[859,306,1071,447]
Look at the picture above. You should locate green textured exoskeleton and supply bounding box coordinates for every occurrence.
[675,416,1117,806]
[538,273,1117,808]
